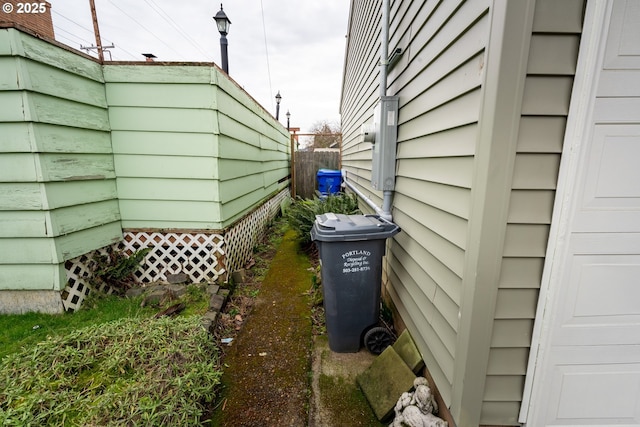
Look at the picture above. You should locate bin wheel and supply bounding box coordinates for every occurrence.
[364,327,394,355]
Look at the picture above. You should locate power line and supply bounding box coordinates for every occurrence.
[52,10,94,36]
[106,0,188,60]
[55,33,88,49]
[111,43,140,61]
[53,26,94,47]
[52,10,117,47]
[142,0,211,59]
[260,0,273,111]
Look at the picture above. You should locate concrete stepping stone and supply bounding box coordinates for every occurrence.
[356,345,416,421]
[393,329,424,374]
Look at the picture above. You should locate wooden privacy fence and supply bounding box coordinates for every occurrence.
[292,149,340,199]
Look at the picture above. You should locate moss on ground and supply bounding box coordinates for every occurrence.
[318,374,386,427]
[210,227,314,426]
[209,219,383,426]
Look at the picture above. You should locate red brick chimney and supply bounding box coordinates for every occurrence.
[1,1,54,39]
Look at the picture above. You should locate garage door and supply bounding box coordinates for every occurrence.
[522,1,640,425]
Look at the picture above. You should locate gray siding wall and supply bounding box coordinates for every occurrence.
[484,0,584,424]
[340,0,583,425]
[341,0,490,406]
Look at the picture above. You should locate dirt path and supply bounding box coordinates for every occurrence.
[211,229,314,426]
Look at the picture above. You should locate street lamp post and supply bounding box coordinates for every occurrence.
[286,110,290,131]
[275,91,282,121]
[213,4,231,74]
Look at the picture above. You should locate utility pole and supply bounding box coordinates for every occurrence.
[89,0,104,63]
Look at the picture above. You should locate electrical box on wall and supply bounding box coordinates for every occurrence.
[370,96,399,191]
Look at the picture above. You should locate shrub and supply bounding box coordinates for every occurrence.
[286,192,360,244]
[91,247,151,294]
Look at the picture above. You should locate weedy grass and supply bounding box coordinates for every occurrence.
[0,315,222,426]
[0,294,155,359]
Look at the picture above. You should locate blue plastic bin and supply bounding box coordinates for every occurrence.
[317,169,342,195]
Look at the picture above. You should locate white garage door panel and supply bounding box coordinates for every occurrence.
[548,364,640,425]
[573,262,640,317]
[588,130,640,198]
[542,343,640,425]
[574,125,640,232]
[593,99,640,123]
[552,254,640,346]
[543,361,640,426]
[570,233,640,255]
[598,70,640,95]
[524,1,640,426]
[604,0,640,69]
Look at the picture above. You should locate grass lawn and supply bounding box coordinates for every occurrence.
[0,295,156,359]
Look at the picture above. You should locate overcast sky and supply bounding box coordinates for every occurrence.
[49,0,350,133]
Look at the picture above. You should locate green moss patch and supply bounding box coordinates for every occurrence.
[318,374,385,426]
[211,228,315,426]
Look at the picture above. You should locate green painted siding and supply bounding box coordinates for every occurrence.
[0,28,120,292]
[0,27,290,302]
[105,65,290,230]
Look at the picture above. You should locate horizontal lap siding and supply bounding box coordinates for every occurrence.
[105,70,224,230]
[0,29,120,291]
[105,65,289,230]
[216,78,290,227]
[341,0,379,187]
[391,0,489,406]
[480,0,585,424]
[341,0,489,406]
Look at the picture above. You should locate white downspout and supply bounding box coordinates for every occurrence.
[344,0,394,222]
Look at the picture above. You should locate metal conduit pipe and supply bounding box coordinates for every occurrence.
[343,172,386,217]
[344,0,394,222]
[380,0,389,99]
[378,0,394,221]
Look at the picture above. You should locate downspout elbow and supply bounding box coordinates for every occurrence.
[381,190,393,222]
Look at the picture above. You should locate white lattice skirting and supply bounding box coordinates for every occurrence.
[63,189,290,311]
[121,232,226,283]
[224,189,289,274]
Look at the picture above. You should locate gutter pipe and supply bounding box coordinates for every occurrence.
[344,0,394,222]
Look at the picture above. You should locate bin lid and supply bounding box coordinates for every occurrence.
[311,213,400,242]
[317,169,342,177]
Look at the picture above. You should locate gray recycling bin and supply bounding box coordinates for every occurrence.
[311,213,400,352]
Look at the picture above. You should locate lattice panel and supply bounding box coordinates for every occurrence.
[224,189,289,275]
[63,248,116,311]
[62,190,288,311]
[119,232,225,284]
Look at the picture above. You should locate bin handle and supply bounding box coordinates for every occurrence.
[365,214,394,227]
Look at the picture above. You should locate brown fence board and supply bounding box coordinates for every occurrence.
[293,150,340,199]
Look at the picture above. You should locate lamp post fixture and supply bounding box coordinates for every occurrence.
[275,91,282,121]
[286,110,290,131]
[213,4,231,74]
